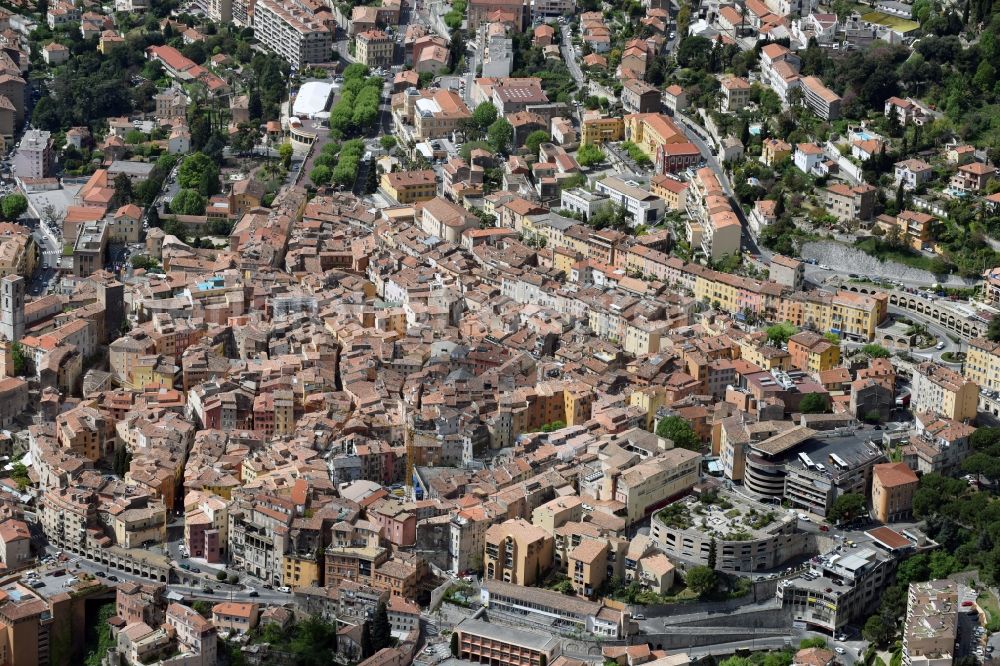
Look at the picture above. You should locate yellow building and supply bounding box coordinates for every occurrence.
[964,337,1000,391]
[787,331,841,375]
[484,518,554,586]
[736,335,792,371]
[553,246,581,274]
[113,501,167,548]
[581,115,624,145]
[355,29,394,68]
[623,112,686,158]
[283,553,322,588]
[762,138,792,166]
[911,360,978,422]
[871,462,919,523]
[129,354,178,390]
[568,538,608,598]
[650,175,689,210]
[381,169,438,204]
[830,291,887,342]
[531,496,583,534]
[629,386,668,431]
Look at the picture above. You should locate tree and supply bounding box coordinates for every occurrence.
[10,341,26,376]
[171,189,207,216]
[279,142,294,169]
[10,462,29,490]
[380,135,397,151]
[372,601,391,651]
[799,392,830,414]
[524,130,550,156]
[800,638,826,649]
[655,416,701,451]
[863,615,893,647]
[685,565,717,596]
[577,143,606,167]
[216,570,227,581]
[0,194,28,221]
[765,322,797,345]
[707,537,717,570]
[110,173,133,210]
[473,102,498,131]
[861,344,892,358]
[361,623,374,658]
[192,600,213,617]
[450,632,459,657]
[828,492,866,524]
[487,118,514,155]
[178,152,220,196]
[231,123,260,155]
[310,165,332,187]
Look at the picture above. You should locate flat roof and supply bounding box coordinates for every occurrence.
[292,81,334,118]
[457,618,561,652]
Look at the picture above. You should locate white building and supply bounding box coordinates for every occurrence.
[13,129,53,179]
[252,0,332,69]
[593,176,665,228]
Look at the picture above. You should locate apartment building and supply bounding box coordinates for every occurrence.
[769,254,804,290]
[484,518,554,586]
[381,169,437,204]
[356,29,394,68]
[207,0,232,22]
[581,114,624,145]
[762,138,792,166]
[871,462,919,523]
[903,580,960,666]
[824,183,876,222]
[455,619,561,666]
[965,336,1000,390]
[568,538,608,598]
[467,0,527,31]
[911,360,977,421]
[830,290,888,342]
[621,79,661,114]
[649,175,689,211]
[787,331,840,374]
[72,219,109,277]
[614,448,701,523]
[252,0,332,69]
[480,579,624,637]
[779,547,895,633]
[800,76,842,120]
[12,129,52,179]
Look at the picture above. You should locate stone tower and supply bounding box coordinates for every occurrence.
[0,275,25,343]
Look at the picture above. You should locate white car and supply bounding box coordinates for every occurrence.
[834,647,846,655]
[278,585,291,593]
[936,341,945,350]
[797,513,810,521]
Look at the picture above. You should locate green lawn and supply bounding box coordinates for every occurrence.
[861,11,920,32]
[979,591,1000,631]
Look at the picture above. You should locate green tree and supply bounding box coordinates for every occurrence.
[707,537,717,570]
[655,415,701,451]
[800,637,827,649]
[10,462,29,490]
[0,194,28,221]
[799,392,830,414]
[450,632,459,657]
[473,102,499,130]
[828,492,866,524]
[863,615,893,647]
[10,341,26,377]
[765,322,798,345]
[193,600,213,617]
[171,189,207,216]
[380,135,397,151]
[310,165,332,187]
[487,118,514,155]
[84,604,117,666]
[685,565,717,596]
[279,142,294,169]
[524,130,550,156]
[231,123,260,155]
[178,152,220,196]
[216,570,227,581]
[577,143,606,167]
[861,344,892,358]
